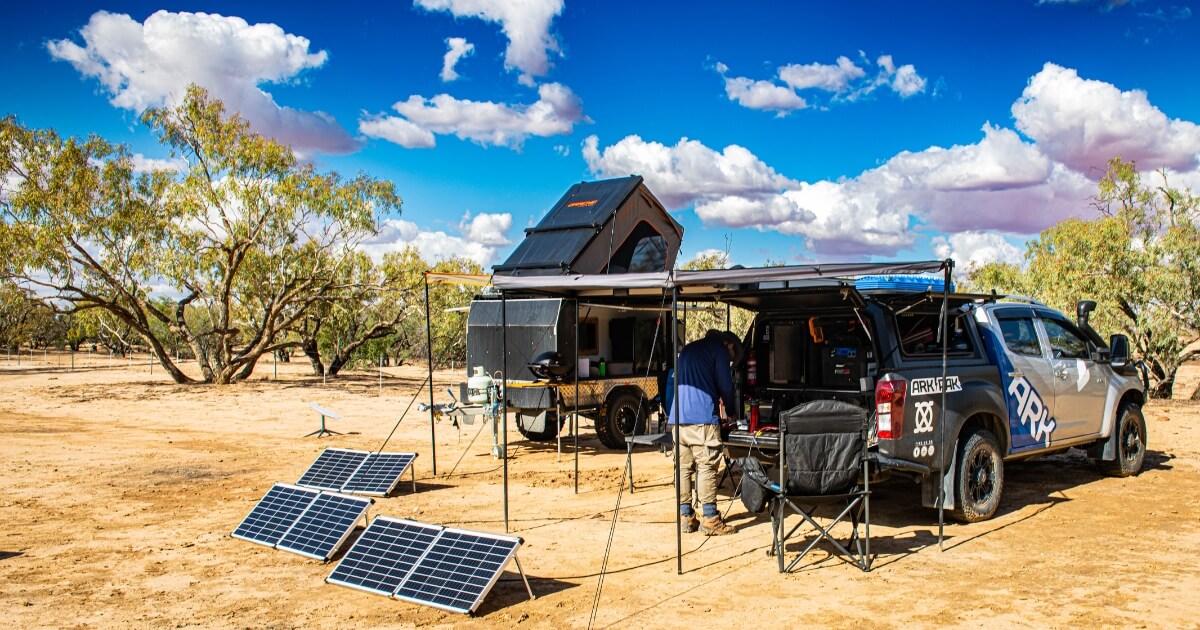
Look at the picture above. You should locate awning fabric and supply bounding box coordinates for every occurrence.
[491,260,949,296]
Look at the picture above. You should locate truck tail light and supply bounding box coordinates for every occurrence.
[875,378,907,440]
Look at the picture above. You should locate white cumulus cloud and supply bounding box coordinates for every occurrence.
[778,55,865,93]
[362,213,514,266]
[441,37,475,82]
[415,0,563,86]
[1013,62,1200,173]
[360,82,587,149]
[130,153,187,173]
[47,10,357,155]
[717,62,807,116]
[459,211,512,246]
[931,232,1025,272]
[720,53,926,114]
[581,134,798,209]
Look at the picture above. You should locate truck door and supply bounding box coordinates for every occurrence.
[1036,312,1108,441]
[987,307,1060,452]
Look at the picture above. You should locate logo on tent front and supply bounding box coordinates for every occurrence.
[567,199,598,208]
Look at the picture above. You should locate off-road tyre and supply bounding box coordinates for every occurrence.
[1098,403,1147,478]
[951,428,1004,523]
[596,391,648,449]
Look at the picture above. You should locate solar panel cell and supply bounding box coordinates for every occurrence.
[231,484,320,547]
[341,452,416,495]
[326,517,443,597]
[395,528,521,614]
[296,448,369,491]
[276,492,371,560]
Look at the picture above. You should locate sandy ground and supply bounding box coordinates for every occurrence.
[2,351,1199,629]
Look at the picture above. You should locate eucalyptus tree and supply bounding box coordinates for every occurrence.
[1,86,401,383]
[967,158,1199,397]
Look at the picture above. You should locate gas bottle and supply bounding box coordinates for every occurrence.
[467,366,492,404]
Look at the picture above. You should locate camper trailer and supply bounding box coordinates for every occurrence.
[464,176,683,449]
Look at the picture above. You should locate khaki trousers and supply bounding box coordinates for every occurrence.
[676,424,723,509]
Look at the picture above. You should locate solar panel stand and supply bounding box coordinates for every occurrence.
[512,554,536,601]
[305,413,343,438]
[305,403,344,438]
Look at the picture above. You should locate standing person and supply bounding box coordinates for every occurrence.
[670,329,742,535]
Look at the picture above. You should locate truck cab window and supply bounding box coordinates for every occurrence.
[897,311,972,356]
[1041,317,1089,359]
[998,317,1042,357]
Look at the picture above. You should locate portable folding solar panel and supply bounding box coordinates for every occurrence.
[340,452,417,496]
[296,448,370,491]
[297,448,418,496]
[276,492,372,561]
[326,517,530,614]
[326,517,444,597]
[394,527,523,614]
[231,483,320,547]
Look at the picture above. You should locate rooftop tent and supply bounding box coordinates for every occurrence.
[493,175,684,276]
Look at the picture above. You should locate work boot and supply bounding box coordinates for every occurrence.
[700,514,735,536]
[680,513,699,533]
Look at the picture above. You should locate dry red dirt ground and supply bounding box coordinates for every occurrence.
[2,352,1198,629]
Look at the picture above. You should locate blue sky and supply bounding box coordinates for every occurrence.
[4,1,1199,272]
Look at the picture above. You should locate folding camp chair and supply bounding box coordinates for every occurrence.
[764,400,873,573]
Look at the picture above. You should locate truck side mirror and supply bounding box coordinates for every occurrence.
[1109,334,1130,370]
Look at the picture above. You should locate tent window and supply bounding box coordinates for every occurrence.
[607,222,667,273]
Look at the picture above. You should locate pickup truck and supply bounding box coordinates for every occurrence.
[723,281,1147,522]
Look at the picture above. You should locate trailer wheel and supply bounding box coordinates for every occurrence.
[596,391,648,449]
[1098,403,1146,478]
[951,428,1004,523]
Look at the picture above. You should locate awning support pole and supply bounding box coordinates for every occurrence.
[938,260,954,550]
[502,291,510,533]
[424,273,437,475]
[574,298,581,494]
[672,286,682,575]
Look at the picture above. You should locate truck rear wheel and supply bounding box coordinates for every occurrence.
[1098,403,1146,477]
[596,391,648,449]
[951,428,1004,523]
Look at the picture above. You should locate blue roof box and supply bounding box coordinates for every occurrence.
[855,275,953,293]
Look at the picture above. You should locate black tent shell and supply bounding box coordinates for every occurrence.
[493,175,684,276]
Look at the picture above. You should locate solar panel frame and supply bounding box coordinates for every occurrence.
[295,448,370,492]
[231,483,320,548]
[276,491,372,561]
[326,517,444,597]
[341,452,418,496]
[394,527,523,614]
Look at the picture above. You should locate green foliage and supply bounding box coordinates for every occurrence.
[1,86,401,383]
[966,158,1199,397]
[677,250,754,344]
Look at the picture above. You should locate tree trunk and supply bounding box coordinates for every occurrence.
[326,352,349,376]
[302,338,324,376]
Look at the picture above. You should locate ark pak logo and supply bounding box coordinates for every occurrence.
[1008,376,1056,447]
[910,376,962,396]
[913,401,935,434]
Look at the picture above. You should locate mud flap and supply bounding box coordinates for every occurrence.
[921,441,957,511]
[517,409,554,433]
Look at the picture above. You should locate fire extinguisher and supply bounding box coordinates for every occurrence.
[746,348,758,388]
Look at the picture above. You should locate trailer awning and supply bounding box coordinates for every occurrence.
[491,260,950,299]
